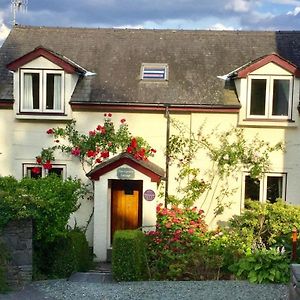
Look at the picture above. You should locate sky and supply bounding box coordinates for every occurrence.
[0,0,300,44]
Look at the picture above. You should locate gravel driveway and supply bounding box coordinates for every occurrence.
[1,280,288,300]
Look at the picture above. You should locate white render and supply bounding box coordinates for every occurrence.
[93,165,158,261]
[1,53,300,261]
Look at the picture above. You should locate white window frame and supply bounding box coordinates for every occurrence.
[247,75,293,120]
[23,164,66,179]
[140,63,169,81]
[20,69,65,113]
[243,172,287,203]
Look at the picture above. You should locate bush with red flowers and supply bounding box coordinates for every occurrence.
[36,114,156,173]
[146,204,208,279]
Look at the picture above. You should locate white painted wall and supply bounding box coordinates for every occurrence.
[1,58,300,258]
[93,165,158,261]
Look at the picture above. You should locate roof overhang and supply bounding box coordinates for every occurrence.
[70,102,241,113]
[7,46,85,74]
[236,53,300,78]
[86,152,165,182]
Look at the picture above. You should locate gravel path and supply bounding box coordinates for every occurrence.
[27,279,288,300]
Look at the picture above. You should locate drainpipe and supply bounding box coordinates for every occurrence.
[164,105,170,207]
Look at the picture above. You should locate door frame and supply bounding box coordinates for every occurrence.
[110,179,143,244]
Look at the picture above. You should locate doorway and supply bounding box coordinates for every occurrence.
[110,180,143,243]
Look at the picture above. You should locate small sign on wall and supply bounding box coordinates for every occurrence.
[144,189,156,201]
[117,167,135,179]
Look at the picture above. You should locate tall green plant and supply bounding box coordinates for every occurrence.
[0,175,86,242]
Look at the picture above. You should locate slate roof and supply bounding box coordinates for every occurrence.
[2,26,300,107]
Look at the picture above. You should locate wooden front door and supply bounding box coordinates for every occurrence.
[111,180,142,241]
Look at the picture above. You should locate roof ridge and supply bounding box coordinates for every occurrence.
[12,25,300,34]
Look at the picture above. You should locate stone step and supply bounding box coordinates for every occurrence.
[68,271,113,283]
[91,262,112,273]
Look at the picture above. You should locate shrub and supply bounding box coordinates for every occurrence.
[34,229,92,279]
[184,244,224,280]
[229,199,300,248]
[47,235,78,278]
[229,247,290,283]
[112,230,148,281]
[0,175,87,242]
[146,204,208,280]
[203,229,252,275]
[68,229,92,272]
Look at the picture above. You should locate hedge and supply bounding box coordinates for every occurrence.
[112,230,148,281]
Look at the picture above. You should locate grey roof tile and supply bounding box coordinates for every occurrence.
[1,26,300,106]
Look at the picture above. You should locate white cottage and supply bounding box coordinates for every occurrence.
[0,26,300,260]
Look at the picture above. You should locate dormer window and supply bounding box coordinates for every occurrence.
[248,75,292,119]
[20,69,64,113]
[141,63,168,81]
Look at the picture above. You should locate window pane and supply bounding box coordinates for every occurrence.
[266,176,283,203]
[48,167,64,178]
[245,175,260,200]
[143,67,166,80]
[46,74,61,110]
[26,167,42,179]
[250,79,266,115]
[272,79,289,116]
[23,73,39,110]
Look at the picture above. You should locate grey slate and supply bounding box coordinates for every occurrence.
[1,26,300,107]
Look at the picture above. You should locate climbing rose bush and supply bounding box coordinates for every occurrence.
[34,114,156,173]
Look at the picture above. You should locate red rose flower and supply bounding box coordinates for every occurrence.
[101,150,109,158]
[126,146,133,154]
[71,147,81,156]
[46,128,54,134]
[36,157,42,164]
[151,148,157,153]
[43,161,52,170]
[120,118,126,124]
[130,138,137,148]
[96,125,106,134]
[89,130,96,136]
[95,158,102,164]
[87,150,96,157]
[32,167,41,174]
[108,113,112,117]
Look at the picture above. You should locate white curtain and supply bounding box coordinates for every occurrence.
[23,74,33,110]
[53,74,61,110]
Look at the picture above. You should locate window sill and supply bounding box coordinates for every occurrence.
[239,118,297,128]
[16,112,72,121]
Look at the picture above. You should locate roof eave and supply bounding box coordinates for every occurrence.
[237,53,300,78]
[6,46,85,74]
